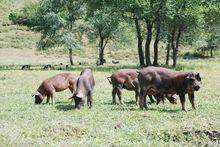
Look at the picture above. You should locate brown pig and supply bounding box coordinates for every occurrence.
[138,66,202,111]
[107,69,177,105]
[107,69,140,105]
[71,69,95,109]
[32,73,77,105]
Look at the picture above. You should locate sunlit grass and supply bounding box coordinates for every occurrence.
[0,58,219,146]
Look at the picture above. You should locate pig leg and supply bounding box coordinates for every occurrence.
[143,94,147,108]
[87,91,93,108]
[139,89,147,109]
[116,84,124,105]
[179,93,186,111]
[134,90,139,105]
[133,80,140,105]
[161,96,165,104]
[46,95,50,104]
[112,88,117,104]
[116,90,124,105]
[51,91,55,105]
[148,95,156,103]
[188,93,195,109]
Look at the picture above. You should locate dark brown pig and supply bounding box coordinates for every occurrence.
[32,73,77,105]
[71,69,95,109]
[138,66,202,111]
[107,69,175,105]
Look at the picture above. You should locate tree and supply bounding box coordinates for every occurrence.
[152,0,166,66]
[12,0,85,65]
[164,0,201,67]
[86,1,121,65]
[202,1,220,57]
[108,0,146,66]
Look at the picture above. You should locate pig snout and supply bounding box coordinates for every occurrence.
[194,85,200,91]
[35,96,43,104]
[194,81,201,91]
[74,97,84,109]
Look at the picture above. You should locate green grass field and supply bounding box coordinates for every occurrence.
[0,0,220,146]
[0,57,220,146]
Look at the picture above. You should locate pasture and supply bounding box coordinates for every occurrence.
[0,58,220,146]
[0,0,220,146]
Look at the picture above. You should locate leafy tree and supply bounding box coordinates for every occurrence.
[202,1,220,57]
[162,0,201,67]
[10,0,85,65]
[109,0,146,66]
[86,1,121,65]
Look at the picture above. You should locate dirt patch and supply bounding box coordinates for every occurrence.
[44,122,86,139]
[145,128,220,145]
[194,129,220,142]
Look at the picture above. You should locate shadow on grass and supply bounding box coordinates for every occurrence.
[147,107,181,113]
[109,103,181,113]
[56,103,74,111]
[103,100,156,106]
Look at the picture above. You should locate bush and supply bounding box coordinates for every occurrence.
[9,3,41,27]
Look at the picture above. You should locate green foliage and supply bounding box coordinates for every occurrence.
[9,3,40,27]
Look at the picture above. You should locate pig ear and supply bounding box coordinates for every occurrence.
[196,73,204,79]
[76,93,84,98]
[32,91,41,97]
[186,73,194,80]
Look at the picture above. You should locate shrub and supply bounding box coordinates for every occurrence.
[9,3,41,27]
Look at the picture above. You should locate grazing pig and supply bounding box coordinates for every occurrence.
[71,69,95,109]
[43,64,53,70]
[21,65,30,70]
[107,69,176,105]
[32,73,77,105]
[138,66,202,111]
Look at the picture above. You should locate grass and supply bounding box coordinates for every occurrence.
[0,57,220,146]
[0,0,220,145]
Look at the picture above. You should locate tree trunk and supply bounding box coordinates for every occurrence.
[210,47,213,57]
[153,19,161,66]
[134,15,145,67]
[173,27,182,67]
[98,36,105,65]
[69,48,73,65]
[97,26,106,65]
[145,20,153,66]
[171,26,176,67]
[166,32,171,65]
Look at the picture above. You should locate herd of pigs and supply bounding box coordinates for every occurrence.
[32,67,203,111]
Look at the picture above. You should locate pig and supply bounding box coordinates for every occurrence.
[32,73,77,105]
[107,69,140,105]
[107,69,177,105]
[21,65,30,70]
[71,69,95,109]
[43,64,53,70]
[138,66,202,111]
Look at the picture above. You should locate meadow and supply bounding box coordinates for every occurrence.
[0,0,220,146]
[0,57,220,146]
